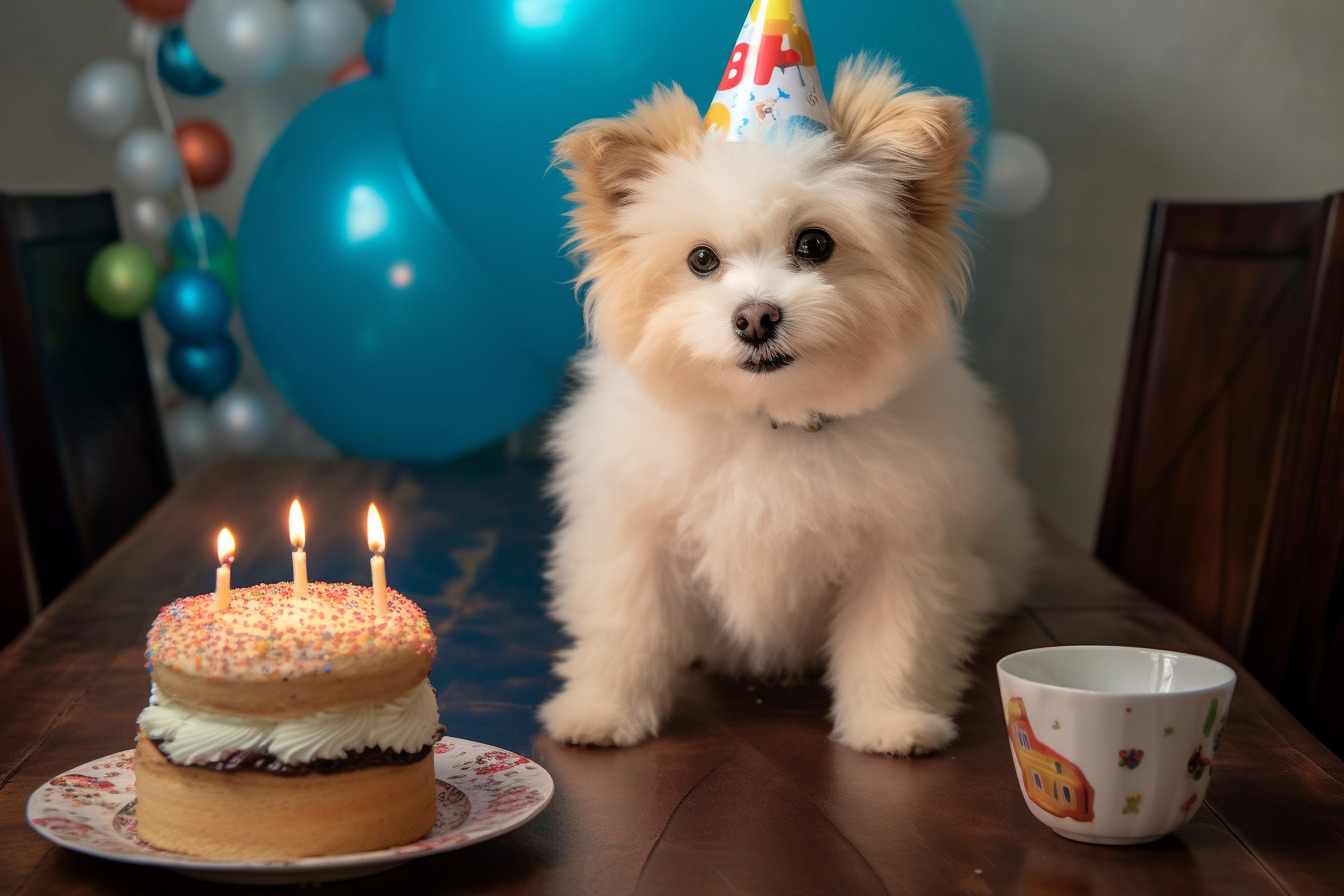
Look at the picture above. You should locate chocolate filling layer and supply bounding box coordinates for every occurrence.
[151,725,445,777]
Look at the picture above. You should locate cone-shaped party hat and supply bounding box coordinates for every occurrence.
[704,0,833,141]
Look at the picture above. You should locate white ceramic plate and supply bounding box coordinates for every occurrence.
[26,736,553,884]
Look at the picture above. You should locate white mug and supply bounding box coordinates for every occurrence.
[996,645,1236,845]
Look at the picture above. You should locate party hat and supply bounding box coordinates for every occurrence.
[704,0,833,142]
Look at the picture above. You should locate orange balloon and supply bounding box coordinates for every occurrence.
[121,0,189,21]
[175,120,232,189]
[328,56,372,88]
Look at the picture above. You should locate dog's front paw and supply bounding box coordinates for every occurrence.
[538,685,661,748]
[832,705,958,757]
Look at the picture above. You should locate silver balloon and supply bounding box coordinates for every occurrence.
[166,403,214,463]
[184,0,295,84]
[210,388,276,455]
[127,19,162,58]
[116,129,182,193]
[981,131,1052,218]
[68,59,143,139]
[292,0,368,71]
[127,196,174,243]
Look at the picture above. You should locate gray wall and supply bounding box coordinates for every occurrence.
[958,0,1344,545]
[3,1,1342,546]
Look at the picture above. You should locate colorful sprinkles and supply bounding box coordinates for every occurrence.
[145,582,435,681]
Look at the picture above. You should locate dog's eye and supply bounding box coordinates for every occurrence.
[794,228,834,263]
[688,245,720,276]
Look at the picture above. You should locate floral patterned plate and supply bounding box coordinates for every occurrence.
[25,737,553,885]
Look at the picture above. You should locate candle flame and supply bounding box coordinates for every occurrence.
[367,504,385,553]
[289,499,306,550]
[217,527,235,567]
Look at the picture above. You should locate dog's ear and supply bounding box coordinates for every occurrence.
[830,56,972,230]
[553,85,702,234]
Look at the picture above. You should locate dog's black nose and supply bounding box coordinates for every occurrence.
[733,301,782,345]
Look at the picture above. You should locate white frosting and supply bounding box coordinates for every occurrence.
[138,680,440,766]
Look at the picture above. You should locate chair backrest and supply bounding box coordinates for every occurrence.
[1097,192,1344,753]
[0,381,40,644]
[0,192,172,642]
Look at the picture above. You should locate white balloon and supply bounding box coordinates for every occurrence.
[116,129,182,193]
[184,0,294,84]
[166,403,214,462]
[210,389,275,455]
[292,0,368,71]
[68,59,143,139]
[127,196,175,243]
[981,131,1052,218]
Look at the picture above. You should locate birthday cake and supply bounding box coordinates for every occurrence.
[133,582,441,859]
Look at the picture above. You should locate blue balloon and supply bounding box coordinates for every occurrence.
[385,0,990,368]
[363,16,389,75]
[168,212,229,264]
[237,78,560,462]
[157,25,224,97]
[155,270,232,344]
[168,333,240,400]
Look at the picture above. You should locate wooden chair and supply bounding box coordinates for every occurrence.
[0,386,40,643]
[0,192,172,645]
[1097,192,1344,754]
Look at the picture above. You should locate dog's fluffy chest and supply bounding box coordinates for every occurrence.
[670,420,867,578]
[688,428,869,645]
[649,423,864,668]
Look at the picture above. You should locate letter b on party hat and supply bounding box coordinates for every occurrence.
[704,0,833,142]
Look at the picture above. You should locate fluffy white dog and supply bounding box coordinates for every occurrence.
[539,58,1035,756]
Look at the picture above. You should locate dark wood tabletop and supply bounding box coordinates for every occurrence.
[2,455,1342,894]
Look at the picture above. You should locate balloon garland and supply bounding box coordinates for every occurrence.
[137,1,239,402]
[74,0,374,458]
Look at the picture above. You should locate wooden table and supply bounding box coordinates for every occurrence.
[2,456,1342,894]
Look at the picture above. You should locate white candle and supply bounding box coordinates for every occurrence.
[289,499,308,599]
[214,527,235,612]
[371,554,386,613]
[367,504,387,615]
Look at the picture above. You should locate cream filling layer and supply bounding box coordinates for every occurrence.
[137,680,439,766]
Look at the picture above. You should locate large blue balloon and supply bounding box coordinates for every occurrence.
[237,78,560,462]
[385,0,989,367]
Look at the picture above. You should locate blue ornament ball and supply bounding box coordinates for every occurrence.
[384,0,990,368]
[237,77,559,462]
[363,15,388,75]
[157,25,224,97]
[168,333,240,400]
[154,269,232,344]
[168,211,230,265]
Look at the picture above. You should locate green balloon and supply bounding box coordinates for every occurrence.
[173,238,238,304]
[87,241,160,317]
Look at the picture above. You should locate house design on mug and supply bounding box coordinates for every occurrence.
[1005,697,1095,821]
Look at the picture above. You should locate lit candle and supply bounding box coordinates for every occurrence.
[289,499,308,598]
[367,504,387,615]
[214,527,235,612]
